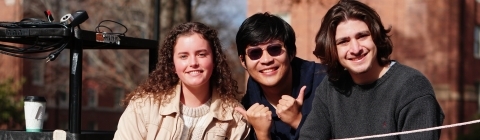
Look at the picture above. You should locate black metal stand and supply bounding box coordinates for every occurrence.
[0,27,159,140]
[68,34,83,140]
[67,29,158,140]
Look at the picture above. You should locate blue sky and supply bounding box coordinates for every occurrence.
[228,0,247,27]
[192,0,247,47]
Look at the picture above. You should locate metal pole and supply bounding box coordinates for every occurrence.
[186,0,191,22]
[150,0,160,73]
[69,32,82,140]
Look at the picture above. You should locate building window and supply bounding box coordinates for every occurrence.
[57,84,69,107]
[477,82,480,112]
[31,62,44,85]
[475,26,480,59]
[85,50,100,68]
[87,88,97,107]
[60,121,68,130]
[57,51,70,67]
[88,121,98,130]
[114,87,125,108]
[115,51,125,73]
[276,13,291,24]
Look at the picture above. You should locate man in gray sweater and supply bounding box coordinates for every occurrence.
[299,0,444,139]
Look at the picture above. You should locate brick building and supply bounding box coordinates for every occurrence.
[0,0,135,131]
[0,0,23,82]
[3,0,480,138]
[1,0,238,133]
[247,0,480,139]
[0,0,24,130]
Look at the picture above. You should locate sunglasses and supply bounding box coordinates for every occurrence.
[246,45,284,60]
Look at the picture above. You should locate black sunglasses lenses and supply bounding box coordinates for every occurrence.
[247,45,283,60]
[247,48,263,60]
[268,45,283,57]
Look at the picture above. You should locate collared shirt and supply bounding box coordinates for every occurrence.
[241,57,326,140]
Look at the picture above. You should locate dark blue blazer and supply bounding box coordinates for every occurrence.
[241,57,326,140]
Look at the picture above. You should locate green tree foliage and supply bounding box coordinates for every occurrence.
[0,78,24,126]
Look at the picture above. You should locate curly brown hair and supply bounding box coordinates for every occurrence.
[123,22,240,110]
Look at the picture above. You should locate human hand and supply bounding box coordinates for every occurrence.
[276,86,306,129]
[235,103,272,140]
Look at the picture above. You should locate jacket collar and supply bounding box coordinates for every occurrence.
[159,82,234,121]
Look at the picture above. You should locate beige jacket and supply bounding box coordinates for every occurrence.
[113,83,250,140]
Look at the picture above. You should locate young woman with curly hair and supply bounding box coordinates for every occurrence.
[114,22,250,140]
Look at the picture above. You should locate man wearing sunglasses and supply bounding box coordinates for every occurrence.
[234,12,326,140]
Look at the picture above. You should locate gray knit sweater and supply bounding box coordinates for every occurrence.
[180,99,211,140]
[300,62,444,140]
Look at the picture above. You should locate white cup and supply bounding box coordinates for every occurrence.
[24,96,46,132]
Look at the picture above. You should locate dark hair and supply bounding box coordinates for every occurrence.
[123,22,239,110]
[236,12,296,59]
[313,0,393,81]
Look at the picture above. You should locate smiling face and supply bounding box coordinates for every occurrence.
[335,19,380,77]
[173,33,214,89]
[241,40,292,87]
